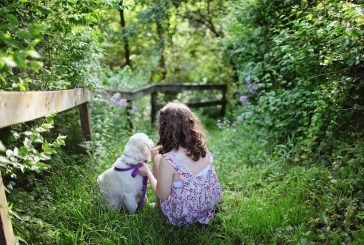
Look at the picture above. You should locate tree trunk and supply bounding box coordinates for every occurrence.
[119,3,131,67]
[230,59,239,83]
[157,22,167,81]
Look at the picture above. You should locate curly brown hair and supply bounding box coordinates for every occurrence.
[158,102,207,161]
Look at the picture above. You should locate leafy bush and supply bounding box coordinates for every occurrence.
[226,0,364,152]
[0,116,65,187]
[0,0,118,181]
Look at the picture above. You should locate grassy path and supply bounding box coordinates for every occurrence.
[10,126,329,244]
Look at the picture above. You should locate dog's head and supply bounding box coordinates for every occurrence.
[121,133,154,165]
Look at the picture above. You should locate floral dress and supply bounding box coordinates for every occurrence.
[159,150,222,226]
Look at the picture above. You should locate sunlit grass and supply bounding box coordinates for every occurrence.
[10,126,321,244]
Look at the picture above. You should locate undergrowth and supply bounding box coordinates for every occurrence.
[8,114,363,244]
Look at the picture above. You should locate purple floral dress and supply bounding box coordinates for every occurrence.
[159,150,222,226]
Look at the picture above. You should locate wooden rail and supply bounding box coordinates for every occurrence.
[108,83,227,125]
[0,88,92,244]
[0,175,14,245]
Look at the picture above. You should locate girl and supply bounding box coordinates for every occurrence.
[140,102,222,226]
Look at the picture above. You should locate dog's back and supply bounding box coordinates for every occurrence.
[97,166,143,210]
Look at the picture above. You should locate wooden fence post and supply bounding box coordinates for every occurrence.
[126,103,133,131]
[151,92,157,126]
[221,85,227,116]
[78,103,92,141]
[0,173,15,245]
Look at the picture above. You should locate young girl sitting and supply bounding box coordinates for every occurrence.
[140,102,222,226]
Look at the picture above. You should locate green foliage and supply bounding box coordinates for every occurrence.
[224,1,364,240]
[0,0,114,91]
[227,0,364,151]
[0,0,119,182]
[0,116,65,185]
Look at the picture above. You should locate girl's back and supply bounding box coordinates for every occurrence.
[159,148,222,226]
[172,147,210,181]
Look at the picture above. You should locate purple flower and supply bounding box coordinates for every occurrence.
[111,93,121,103]
[245,75,252,84]
[356,7,363,16]
[217,120,223,129]
[131,105,138,113]
[248,83,258,94]
[240,95,249,104]
[117,98,128,106]
[236,116,244,121]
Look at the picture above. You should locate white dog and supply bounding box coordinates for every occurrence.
[97,133,154,212]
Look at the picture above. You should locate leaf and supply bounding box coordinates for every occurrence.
[33,156,40,163]
[0,156,12,164]
[4,38,22,48]
[36,162,48,169]
[17,82,27,91]
[5,149,13,157]
[13,147,19,156]
[41,141,49,151]
[30,60,43,72]
[19,146,28,156]
[0,140,5,152]
[16,30,31,40]
[27,50,41,59]
[1,57,17,67]
[5,14,19,26]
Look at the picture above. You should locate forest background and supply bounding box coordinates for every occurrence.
[0,0,363,244]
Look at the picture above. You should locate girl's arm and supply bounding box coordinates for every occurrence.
[142,157,174,200]
[152,154,161,177]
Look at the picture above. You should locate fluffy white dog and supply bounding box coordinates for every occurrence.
[97,133,154,212]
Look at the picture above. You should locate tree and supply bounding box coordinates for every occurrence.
[119,1,132,67]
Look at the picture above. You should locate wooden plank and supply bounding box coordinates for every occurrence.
[0,88,91,129]
[186,100,224,108]
[0,173,15,245]
[107,85,156,101]
[154,83,226,91]
[156,100,224,110]
[78,103,92,141]
[106,83,226,101]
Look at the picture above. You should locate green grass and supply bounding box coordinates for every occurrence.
[9,124,363,244]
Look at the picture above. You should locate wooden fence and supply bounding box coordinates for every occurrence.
[108,83,227,125]
[0,88,91,245]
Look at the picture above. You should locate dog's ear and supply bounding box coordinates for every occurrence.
[139,141,152,160]
[148,138,154,148]
[134,137,154,162]
[123,133,154,164]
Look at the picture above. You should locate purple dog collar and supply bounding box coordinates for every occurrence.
[114,163,148,209]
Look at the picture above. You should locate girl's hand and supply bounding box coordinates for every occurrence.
[151,146,160,158]
[138,163,150,176]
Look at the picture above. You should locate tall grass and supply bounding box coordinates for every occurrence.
[8,120,325,244]
[14,111,364,244]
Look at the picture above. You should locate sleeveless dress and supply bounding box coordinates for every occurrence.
[159,150,222,226]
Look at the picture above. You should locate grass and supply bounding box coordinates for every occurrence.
[8,121,364,244]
